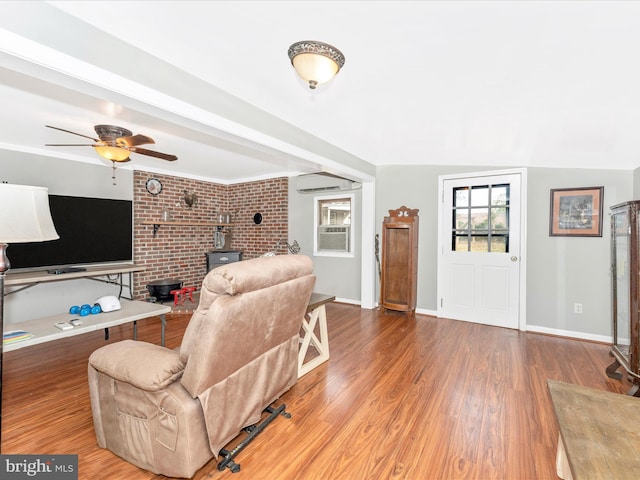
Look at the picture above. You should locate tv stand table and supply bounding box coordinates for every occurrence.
[4,264,145,300]
[3,299,171,352]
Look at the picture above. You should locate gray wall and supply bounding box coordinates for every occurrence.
[375,165,633,339]
[525,168,629,337]
[288,180,362,302]
[375,165,472,313]
[2,151,133,323]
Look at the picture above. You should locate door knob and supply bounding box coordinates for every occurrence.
[511,256,518,262]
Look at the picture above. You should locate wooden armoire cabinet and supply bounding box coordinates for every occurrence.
[606,200,640,395]
[380,206,419,316]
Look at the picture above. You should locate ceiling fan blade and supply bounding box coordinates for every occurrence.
[45,143,98,146]
[128,147,178,161]
[46,125,99,142]
[118,134,155,147]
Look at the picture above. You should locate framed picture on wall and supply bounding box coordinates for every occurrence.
[549,186,604,237]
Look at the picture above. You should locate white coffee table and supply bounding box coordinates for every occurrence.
[3,299,171,352]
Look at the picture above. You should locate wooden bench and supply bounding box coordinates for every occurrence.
[548,379,640,479]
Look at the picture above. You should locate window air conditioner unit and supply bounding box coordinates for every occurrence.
[317,225,350,252]
[296,173,361,194]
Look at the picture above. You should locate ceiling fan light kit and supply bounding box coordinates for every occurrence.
[45,124,178,163]
[288,40,345,89]
[93,144,130,162]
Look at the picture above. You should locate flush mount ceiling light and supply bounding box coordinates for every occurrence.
[288,40,345,89]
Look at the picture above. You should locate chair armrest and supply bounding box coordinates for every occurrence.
[89,340,185,391]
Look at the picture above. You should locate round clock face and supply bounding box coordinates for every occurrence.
[146,178,162,195]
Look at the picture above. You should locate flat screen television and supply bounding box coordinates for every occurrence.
[8,194,133,271]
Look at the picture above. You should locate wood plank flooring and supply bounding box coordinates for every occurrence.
[2,303,627,479]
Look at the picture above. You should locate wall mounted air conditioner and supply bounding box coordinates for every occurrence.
[296,173,361,194]
[317,225,350,252]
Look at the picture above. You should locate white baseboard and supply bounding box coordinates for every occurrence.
[339,302,610,343]
[525,324,612,343]
[335,297,361,306]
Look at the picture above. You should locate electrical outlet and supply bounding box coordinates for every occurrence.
[574,303,583,314]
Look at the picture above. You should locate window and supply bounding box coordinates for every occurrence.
[314,194,354,256]
[452,183,510,252]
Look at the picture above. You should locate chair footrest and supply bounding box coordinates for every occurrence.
[217,403,290,473]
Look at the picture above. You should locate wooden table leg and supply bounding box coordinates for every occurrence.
[298,304,330,377]
[556,433,573,480]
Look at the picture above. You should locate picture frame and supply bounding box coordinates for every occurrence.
[549,186,604,237]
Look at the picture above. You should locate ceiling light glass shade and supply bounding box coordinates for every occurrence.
[0,184,59,243]
[93,144,130,162]
[288,41,345,89]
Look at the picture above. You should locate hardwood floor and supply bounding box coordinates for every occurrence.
[2,303,626,479]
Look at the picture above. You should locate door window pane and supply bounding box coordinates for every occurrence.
[492,207,508,229]
[470,236,489,252]
[453,235,469,252]
[471,186,488,206]
[455,209,469,230]
[471,208,489,231]
[492,185,508,206]
[455,188,469,207]
[490,236,507,253]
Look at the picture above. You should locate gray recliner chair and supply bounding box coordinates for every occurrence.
[87,255,316,478]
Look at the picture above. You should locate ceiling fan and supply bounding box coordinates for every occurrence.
[45,124,178,162]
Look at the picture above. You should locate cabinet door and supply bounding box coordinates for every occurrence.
[380,206,419,314]
[382,226,410,306]
[381,223,418,312]
[612,209,631,363]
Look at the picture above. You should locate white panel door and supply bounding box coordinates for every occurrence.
[438,171,524,329]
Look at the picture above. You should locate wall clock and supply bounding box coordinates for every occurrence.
[145,178,162,195]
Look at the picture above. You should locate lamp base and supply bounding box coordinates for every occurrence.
[0,243,9,272]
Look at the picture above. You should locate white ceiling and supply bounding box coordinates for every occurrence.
[2,1,640,184]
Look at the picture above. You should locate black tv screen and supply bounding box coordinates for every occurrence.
[8,195,133,270]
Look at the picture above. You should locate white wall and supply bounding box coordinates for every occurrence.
[2,151,133,323]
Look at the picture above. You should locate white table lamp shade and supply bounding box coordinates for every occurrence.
[0,184,58,449]
[0,184,59,243]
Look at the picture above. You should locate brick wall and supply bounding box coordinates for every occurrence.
[132,170,289,299]
[228,177,290,258]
